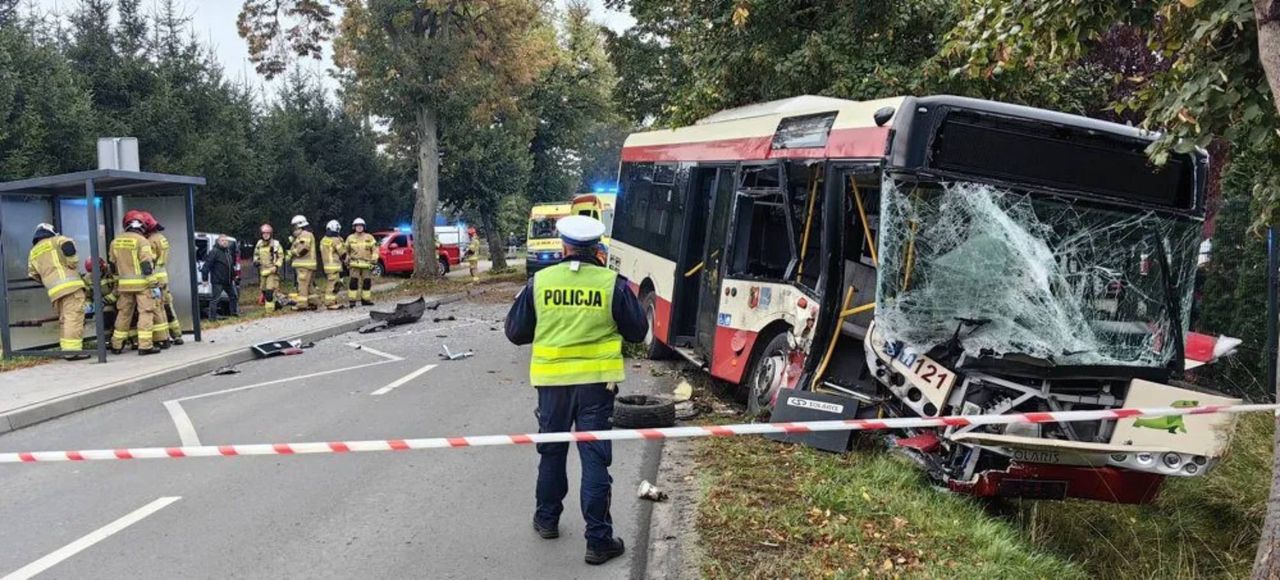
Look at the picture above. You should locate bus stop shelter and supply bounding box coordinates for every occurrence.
[0,170,206,363]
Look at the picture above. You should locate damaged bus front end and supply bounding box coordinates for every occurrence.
[862,97,1235,503]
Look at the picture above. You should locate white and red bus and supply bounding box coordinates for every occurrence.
[609,95,1243,503]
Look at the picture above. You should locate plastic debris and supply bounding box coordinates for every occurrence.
[637,480,668,502]
[212,366,241,376]
[672,380,693,402]
[440,344,474,360]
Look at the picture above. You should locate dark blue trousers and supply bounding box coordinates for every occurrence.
[534,383,615,549]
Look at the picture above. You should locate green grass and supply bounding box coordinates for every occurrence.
[693,397,1275,579]
[1024,412,1274,579]
[696,435,1083,579]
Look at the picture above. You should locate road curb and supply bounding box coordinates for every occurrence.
[0,288,491,435]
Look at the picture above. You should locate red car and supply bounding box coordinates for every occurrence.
[371,231,461,276]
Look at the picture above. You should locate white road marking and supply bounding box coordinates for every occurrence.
[371,363,438,396]
[343,342,403,362]
[163,400,203,447]
[162,344,406,444]
[2,496,181,580]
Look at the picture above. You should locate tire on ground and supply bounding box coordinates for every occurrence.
[613,394,677,428]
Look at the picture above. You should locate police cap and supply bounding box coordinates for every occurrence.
[556,215,606,246]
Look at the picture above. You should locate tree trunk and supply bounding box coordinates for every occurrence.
[1253,5,1280,577]
[481,210,507,271]
[412,105,441,279]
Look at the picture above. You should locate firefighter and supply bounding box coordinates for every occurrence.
[503,215,648,566]
[345,217,377,307]
[141,212,182,347]
[84,258,118,333]
[26,223,90,360]
[109,212,161,355]
[320,219,348,310]
[253,224,284,312]
[289,215,319,310]
[467,226,481,282]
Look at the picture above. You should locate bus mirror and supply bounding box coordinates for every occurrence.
[874,106,896,127]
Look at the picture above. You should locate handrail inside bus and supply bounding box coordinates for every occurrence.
[851,176,878,267]
[813,286,856,383]
[796,166,821,280]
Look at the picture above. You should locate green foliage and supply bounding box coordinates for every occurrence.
[0,3,407,243]
[608,0,956,125]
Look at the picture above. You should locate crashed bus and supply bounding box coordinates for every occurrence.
[609,95,1241,503]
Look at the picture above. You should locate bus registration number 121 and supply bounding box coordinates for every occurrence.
[883,341,956,393]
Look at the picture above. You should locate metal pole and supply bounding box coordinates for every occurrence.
[1267,226,1279,401]
[86,180,107,364]
[186,185,201,342]
[0,196,11,360]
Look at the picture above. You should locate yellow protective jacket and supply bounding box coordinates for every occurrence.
[110,231,158,293]
[27,235,85,301]
[320,235,346,274]
[254,238,283,276]
[147,232,171,286]
[290,230,316,270]
[345,232,378,269]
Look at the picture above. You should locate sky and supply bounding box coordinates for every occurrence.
[29,0,636,97]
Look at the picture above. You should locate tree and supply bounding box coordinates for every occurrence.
[327,0,551,278]
[439,114,534,270]
[526,1,620,203]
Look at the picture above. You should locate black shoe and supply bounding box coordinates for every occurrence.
[156,341,171,350]
[64,353,91,361]
[172,337,185,346]
[361,300,374,306]
[585,538,625,565]
[110,347,123,355]
[533,520,559,540]
[349,302,359,309]
[138,346,161,356]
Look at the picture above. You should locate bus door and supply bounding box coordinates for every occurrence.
[694,166,737,357]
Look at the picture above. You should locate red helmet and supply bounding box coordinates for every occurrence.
[83,258,107,273]
[122,210,146,229]
[136,211,159,233]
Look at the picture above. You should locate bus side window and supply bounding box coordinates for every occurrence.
[729,190,792,279]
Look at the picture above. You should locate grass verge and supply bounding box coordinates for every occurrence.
[693,402,1275,579]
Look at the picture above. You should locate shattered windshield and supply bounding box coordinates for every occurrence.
[875,177,1200,368]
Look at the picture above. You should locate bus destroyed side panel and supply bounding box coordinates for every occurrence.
[874,177,1201,369]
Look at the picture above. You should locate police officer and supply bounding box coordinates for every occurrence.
[254,224,284,312]
[289,215,319,310]
[345,218,377,307]
[320,219,347,310]
[27,224,90,360]
[504,215,647,566]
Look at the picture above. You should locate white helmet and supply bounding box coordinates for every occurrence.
[326,219,341,233]
[352,217,366,227]
[291,215,309,228]
[34,223,56,236]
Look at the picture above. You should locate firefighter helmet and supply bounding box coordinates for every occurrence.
[291,215,309,229]
[326,219,341,233]
[123,210,146,228]
[352,217,366,227]
[260,223,274,235]
[33,223,56,237]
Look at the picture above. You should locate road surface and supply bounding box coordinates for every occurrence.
[0,299,668,579]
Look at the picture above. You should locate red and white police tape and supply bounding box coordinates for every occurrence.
[2,402,1278,464]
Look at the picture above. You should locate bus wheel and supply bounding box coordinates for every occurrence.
[743,332,789,416]
[642,292,673,360]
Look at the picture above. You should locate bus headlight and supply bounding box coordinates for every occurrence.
[1135,452,1154,465]
[1162,452,1182,468]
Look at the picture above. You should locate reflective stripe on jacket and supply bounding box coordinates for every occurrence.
[148,232,170,284]
[345,233,378,269]
[529,261,625,387]
[27,236,85,301]
[291,231,316,270]
[254,239,283,275]
[320,235,346,274]
[110,232,156,293]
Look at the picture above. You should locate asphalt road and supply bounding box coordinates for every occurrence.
[0,300,670,579]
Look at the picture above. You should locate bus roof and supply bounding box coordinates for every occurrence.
[622,95,905,163]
